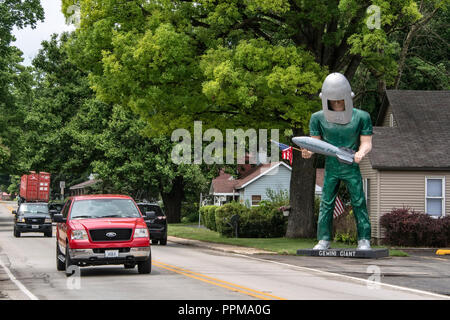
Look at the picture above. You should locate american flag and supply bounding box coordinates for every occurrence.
[333,196,345,218]
[272,141,293,165]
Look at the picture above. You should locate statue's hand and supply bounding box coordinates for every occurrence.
[301,148,313,159]
[354,151,365,163]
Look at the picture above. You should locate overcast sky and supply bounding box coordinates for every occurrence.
[12,0,76,66]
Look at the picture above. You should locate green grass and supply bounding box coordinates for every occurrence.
[168,223,408,256]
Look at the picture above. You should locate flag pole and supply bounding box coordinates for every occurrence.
[270,139,303,152]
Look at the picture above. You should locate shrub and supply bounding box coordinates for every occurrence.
[334,232,358,245]
[240,204,287,238]
[181,202,199,223]
[207,205,218,231]
[215,202,250,236]
[333,209,357,245]
[215,202,288,238]
[199,205,218,230]
[265,188,289,208]
[380,208,450,247]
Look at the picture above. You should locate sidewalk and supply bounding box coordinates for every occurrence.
[167,236,275,255]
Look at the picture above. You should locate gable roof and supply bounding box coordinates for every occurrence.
[69,179,101,190]
[210,164,325,194]
[234,162,291,189]
[210,178,238,195]
[370,90,450,170]
[210,162,291,194]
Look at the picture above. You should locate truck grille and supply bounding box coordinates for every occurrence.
[25,218,45,224]
[92,248,131,253]
[89,229,132,242]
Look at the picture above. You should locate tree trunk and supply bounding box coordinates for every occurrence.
[394,25,418,89]
[160,176,184,223]
[285,127,317,238]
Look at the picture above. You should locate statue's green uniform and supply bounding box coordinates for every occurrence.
[309,108,373,241]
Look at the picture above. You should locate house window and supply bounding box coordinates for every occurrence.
[251,195,262,206]
[389,113,394,127]
[425,177,445,217]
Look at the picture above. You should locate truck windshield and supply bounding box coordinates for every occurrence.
[70,199,141,219]
[19,204,49,215]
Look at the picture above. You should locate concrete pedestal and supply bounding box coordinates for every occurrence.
[297,248,389,259]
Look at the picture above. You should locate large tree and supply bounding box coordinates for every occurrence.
[91,105,210,222]
[0,0,44,171]
[63,0,424,237]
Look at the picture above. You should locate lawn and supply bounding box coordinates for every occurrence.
[168,223,408,256]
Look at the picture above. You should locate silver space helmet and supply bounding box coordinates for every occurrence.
[319,73,355,124]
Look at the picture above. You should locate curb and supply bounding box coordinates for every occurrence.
[392,248,448,254]
[167,236,275,255]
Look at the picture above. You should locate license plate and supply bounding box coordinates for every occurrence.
[32,225,39,229]
[105,250,119,258]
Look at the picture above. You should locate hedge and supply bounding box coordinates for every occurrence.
[215,202,249,236]
[199,205,219,231]
[380,208,450,247]
[213,202,288,238]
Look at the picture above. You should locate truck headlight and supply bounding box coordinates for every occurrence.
[134,228,149,239]
[17,217,25,223]
[45,218,52,223]
[71,230,88,240]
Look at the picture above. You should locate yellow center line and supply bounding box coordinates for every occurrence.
[153,260,286,300]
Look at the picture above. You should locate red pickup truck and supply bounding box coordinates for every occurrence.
[54,194,151,276]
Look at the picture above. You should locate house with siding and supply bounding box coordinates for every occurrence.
[359,90,450,243]
[210,162,324,207]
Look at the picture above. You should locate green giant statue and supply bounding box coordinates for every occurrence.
[297,72,373,251]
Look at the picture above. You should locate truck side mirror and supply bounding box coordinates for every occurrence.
[53,214,65,223]
[12,210,16,215]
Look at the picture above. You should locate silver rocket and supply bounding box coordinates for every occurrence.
[292,136,355,165]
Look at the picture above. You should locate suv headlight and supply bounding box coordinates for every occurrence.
[134,228,149,239]
[71,229,88,240]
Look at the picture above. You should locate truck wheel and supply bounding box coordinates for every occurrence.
[137,253,152,274]
[56,242,65,271]
[160,238,167,245]
[65,244,75,277]
[45,230,52,238]
[13,227,20,238]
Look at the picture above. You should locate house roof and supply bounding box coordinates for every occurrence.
[370,90,450,170]
[234,162,290,189]
[210,162,291,194]
[210,178,239,194]
[69,179,101,190]
[210,163,324,194]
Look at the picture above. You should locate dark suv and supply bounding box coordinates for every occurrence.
[13,202,53,237]
[136,203,167,245]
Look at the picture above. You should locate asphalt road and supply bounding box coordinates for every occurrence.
[0,201,448,301]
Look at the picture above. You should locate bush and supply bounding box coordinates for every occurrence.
[181,202,199,223]
[199,205,218,230]
[333,209,358,245]
[334,232,358,245]
[215,202,250,236]
[215,202,288,238]
[240,204,287,238]
[380,208,450,247]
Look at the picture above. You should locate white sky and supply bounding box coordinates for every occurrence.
[12,0,76,66]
